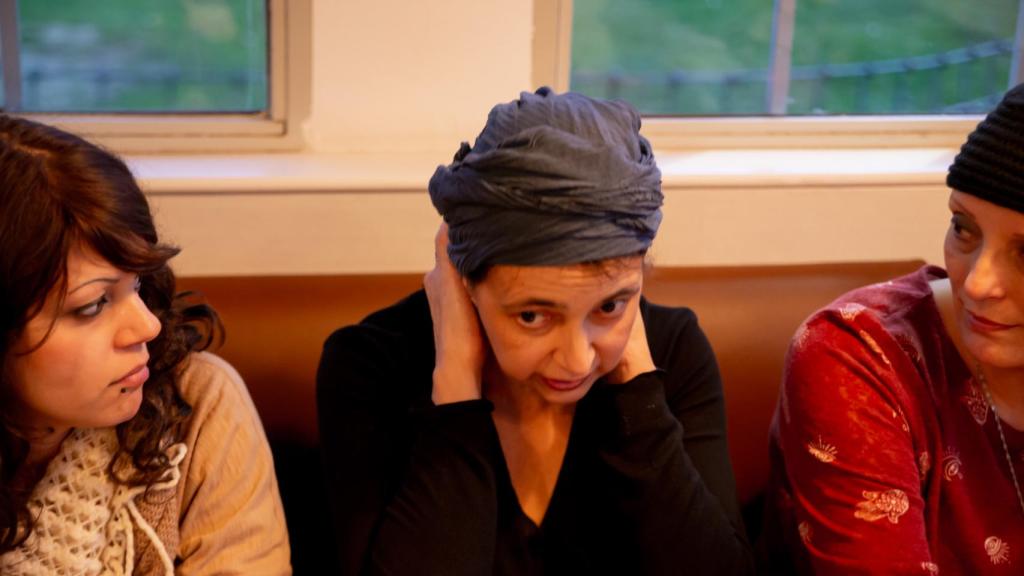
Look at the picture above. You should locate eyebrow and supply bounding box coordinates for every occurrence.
[949,199,972,216]
[68,277,119,295]
[949,202,1024,241]
[502,285,642,311]
[603,285,642,302]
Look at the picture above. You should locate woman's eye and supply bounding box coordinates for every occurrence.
[951,216,965,235]
[516,310,549,328]
[75,295,110,318]
[950,214,974,240]
[596,299,626,317]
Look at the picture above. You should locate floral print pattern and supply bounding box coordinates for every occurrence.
[854,489,910,524]
[769,266,1024,574]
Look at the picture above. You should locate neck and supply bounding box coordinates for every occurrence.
[931,277,1024,428]
[977,365,1024,429]
[8,424,71,490]
[15,421,70,463]
[483,362,574,422]
[26,427,69,464]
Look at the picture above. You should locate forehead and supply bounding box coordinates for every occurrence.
[481,257,643,301]
[23,243,119,331]
[66,243,117,283]
[950,190,1024,223]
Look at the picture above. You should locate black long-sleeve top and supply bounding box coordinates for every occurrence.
[317,290,753,575]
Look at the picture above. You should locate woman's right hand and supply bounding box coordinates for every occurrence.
[424,223,487,404]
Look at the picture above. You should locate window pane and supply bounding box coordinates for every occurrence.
[570,0,776,115]
[789,0,1017,114]
[15,0,267,113]
[571,0,1020,116]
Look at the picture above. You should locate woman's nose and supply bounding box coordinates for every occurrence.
[115,293,162,349]
[962,247,1008,301]
[554,327,596,377]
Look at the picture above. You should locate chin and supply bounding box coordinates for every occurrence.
[963,333,1024,370]
[106,389,145,427]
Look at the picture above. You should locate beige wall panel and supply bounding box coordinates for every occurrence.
[148,183,947,277]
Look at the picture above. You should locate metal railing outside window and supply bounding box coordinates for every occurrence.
[0,0,268,114]
[570,0,1024,117]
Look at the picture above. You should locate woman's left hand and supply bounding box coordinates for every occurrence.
[606,307,656,384]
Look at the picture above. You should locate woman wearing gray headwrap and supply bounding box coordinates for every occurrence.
[317,88,753,575]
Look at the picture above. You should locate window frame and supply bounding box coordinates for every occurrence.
[533,0,1015,150]
[5,0,311,153]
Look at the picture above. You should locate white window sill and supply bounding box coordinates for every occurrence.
[657,148,953,188]
[128,151,443,195]
[128,147,955,195]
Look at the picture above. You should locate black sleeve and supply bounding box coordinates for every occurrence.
[581,304,754,575]
[317,323,504,576]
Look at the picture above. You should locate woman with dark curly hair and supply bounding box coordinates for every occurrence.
[0,115,291,574]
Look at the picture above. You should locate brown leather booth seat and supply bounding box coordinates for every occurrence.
[178,260,922,573]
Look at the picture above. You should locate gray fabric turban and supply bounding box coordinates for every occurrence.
[428,87,663,276]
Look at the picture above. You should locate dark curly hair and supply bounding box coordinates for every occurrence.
[0,115,220,551]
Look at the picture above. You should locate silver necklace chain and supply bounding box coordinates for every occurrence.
[975,365,1024,519]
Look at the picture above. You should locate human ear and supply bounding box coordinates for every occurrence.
[462,277,479,306]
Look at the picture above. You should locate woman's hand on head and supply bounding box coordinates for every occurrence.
[424,223,487,404]
[605,307,656,385]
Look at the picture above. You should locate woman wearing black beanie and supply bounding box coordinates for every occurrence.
[768,84,1024,573]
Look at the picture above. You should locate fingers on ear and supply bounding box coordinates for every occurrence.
[462,277,479,303]
[433,222,449,263]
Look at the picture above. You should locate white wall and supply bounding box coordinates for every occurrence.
[306,0,534,154]
[134,0,955,277]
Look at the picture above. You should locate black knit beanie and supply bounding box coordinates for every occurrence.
[948,83,1024,212]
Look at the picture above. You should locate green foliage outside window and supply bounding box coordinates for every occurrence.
[571,0,1017,115]
[7,0,266,113]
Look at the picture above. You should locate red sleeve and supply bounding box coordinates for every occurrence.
[775,310,935,574]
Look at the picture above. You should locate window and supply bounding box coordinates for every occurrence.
[569,0,1018,116]
[0,0,310,152]
[2,0,266,113]
[535,0,1014,148]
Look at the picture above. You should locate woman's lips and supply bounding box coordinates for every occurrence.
[540,376,587,391]
[113,364,150,390]
[966,310,1017,333]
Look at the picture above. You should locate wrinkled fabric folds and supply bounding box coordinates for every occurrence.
[429,87,663,276]
[948,82,1024,213]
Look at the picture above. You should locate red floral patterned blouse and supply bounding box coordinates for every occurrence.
[767,265,1024,574]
